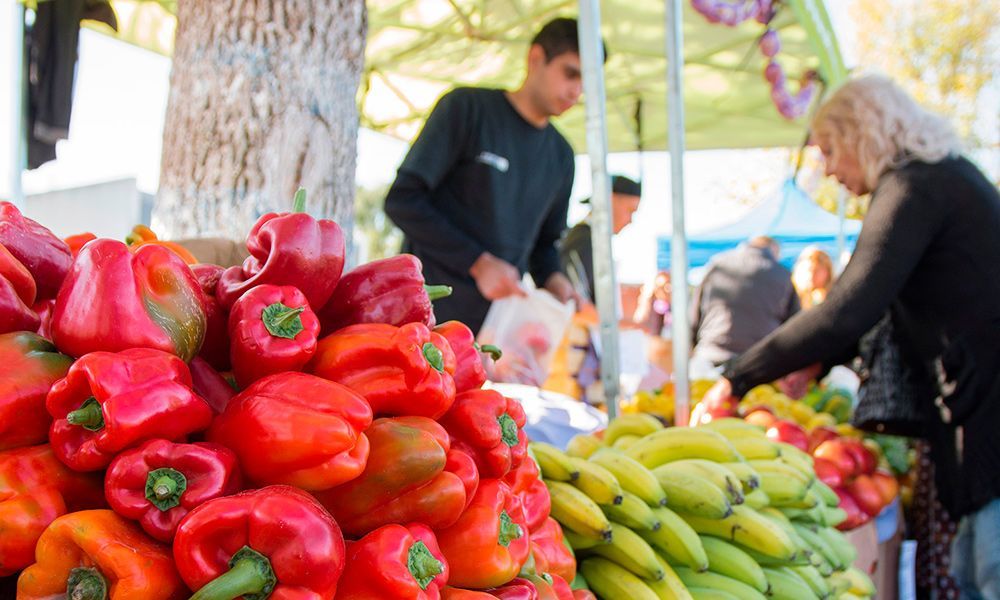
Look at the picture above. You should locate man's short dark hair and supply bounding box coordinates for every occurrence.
[532,17,608,63]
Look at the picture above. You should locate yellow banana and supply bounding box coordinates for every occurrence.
[654,468,733,519]
[816,525,857,567]
[785,565,831,599]
[604,413,664,445]
[582,522,665,581]
[736,541,812,567]
[743,488,771,509]
[530,442,579,482]
[671,565,768,600]
[601,491,661,531]
[589,448,669,507]
[761,566,820,600]
[825,570,852,596]
[842,565,877,596]
[720,461,761,491]
[645,554,695,600]
[698,535,769,593]
[562,527,607,550]
[792,522,846,570]
[626,428,742,467]
[686,588,740,600]
[777,488,824,511]
[659,460,744,505]
[680,505,798,561]
[756,471,810,506]
[611,434,642,451]
[700,418,768,439]
[748,458,815,486]
[569,457,624,505]
[579,557,660,600]
[639,506,709,572]
[546,480,612,541]
[756,509,821,569]
[730,437,782,460]
[566,432,604,458]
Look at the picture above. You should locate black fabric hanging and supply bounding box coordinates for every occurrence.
[24,0,116,169]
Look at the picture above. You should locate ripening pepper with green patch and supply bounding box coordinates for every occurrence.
[0,331,73,451]
[439,389,528,479]
[51,239,207,361]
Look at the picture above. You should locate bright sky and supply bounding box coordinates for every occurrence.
[0,2,904,284]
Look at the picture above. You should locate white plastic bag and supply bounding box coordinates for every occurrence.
[477,289,575,385]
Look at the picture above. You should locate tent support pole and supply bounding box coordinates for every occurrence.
[577,0,620,417]
[665,0,691,426]
[8,2,26,208]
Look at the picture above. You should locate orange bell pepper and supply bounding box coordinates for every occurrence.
[16,509,187,600]
[125,225,199,265]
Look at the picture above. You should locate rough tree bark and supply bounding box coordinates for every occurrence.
[154,0,365,243]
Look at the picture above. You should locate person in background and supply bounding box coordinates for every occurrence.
[384,18,597,334]
[633,270,672,336]
[700,75,1000,599]
[792,245,834,309]
[558,175,642,303]
[690,236,800,365]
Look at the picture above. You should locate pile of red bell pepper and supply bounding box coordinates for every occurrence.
[0,192,588,600]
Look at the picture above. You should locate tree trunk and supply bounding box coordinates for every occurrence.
[154,0,365,245]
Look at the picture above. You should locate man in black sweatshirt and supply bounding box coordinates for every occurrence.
[384,18,595,333]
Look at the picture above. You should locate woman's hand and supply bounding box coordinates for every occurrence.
[690,377,740,425]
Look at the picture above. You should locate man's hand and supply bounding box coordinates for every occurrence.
[544,272,583,308]
[469,252,527,301]
[778,362,822,399]
[690,377,740,425]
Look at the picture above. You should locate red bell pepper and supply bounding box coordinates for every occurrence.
[434,320,502,392]
[0,201,72,300]
[105,439,242,543]
[502,456,550,533]
[187,356,235,415]
[489,579,540,600]
[51,239,208,361]
[216,189,346,309]
[46,347,214,471]
[440,389,528,478]
[529,519,576,585]
[547,575,574,600]
[0,331,73,450]
[572,590,597,600]
[0,242,39,333]
[313,417,479,537]
[318,253,452,334]
[435,479,531,589]
[335,523,449,599]
[17,509,187,600]
[32,298,54,339]
[229,283,320,387]
[191,263,231,370]
[63,232,97,257]
[310,322,458,419]
[125,225,199,264]
[173,485,345,600]
[0,445,105,577]
[441,588,497,599]
[207,371,372,490]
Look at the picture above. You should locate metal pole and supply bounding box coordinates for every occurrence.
[9,2,26,208]
[664,0,690,426]
[577,0,620,417]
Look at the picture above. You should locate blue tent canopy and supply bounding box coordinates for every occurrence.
[657,179,861,274]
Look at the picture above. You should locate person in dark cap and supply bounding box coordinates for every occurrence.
[558,175,642,302]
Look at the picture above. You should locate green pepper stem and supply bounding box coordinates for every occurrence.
[422,342,444,372]
[65,397,104,432]
[476,343,503,361]
[497,413,519,447]
[292,188,307,213]
[262,302,306,340]
[67,567,107,600]
[145,467,188,512]
[189,547,276,600]
[498,510,523,548]
[407,541,444,590]
[423,284,453,301]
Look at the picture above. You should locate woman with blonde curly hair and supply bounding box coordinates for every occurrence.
[699,75,1000,598]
